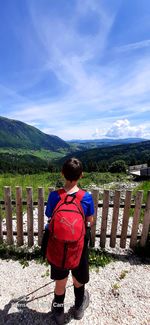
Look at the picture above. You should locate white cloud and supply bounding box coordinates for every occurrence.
[106,119,150,139]
[1,1,150,140]
[92,128,106,139]
[115,39,150,53]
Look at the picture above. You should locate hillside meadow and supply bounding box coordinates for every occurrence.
[0,172,148,203]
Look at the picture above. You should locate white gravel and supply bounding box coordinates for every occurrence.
[0,254,150,325]
[1,181,149,324]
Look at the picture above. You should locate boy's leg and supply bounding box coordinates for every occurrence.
[50,264,69,325]
[72,276,86,307]
[72,277,89,320]
[51,278,68,325]
[71,242,90,319]
[55,277,68,295]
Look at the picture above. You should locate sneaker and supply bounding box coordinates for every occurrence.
[51,299,65,325]
[74,290,89,320]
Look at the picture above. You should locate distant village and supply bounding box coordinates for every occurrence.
[129,163,150,178]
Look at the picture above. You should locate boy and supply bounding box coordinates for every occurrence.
[45,157,94,324]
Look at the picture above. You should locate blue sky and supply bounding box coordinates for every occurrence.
[0,0,150,140]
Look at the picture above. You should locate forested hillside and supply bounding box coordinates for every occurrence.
[58,140,150,172]
[0,152,49,174]
[0,116,69,151]
[0,117,149,174]
[67,138,146,150]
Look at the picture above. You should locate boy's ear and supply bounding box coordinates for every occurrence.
[80,172,83,178]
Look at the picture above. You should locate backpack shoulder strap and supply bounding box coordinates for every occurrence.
[57,188,85,202]
[75,189,86,202]
[57,188,66,198]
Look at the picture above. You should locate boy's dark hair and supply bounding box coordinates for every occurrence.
[62,157,83,181]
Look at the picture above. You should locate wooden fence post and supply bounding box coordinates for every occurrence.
[110,190,120,248]
[16,186,23,246]
[0,204,3,243]
[91,189,99,246]
[120,190,132,248]
[140,191,150,247]
[4,186,13,245]
[100,190,109,249]
[130,191,143,249]
[26,187,34,247]
[38,187,44,246]
[49,187,55,194]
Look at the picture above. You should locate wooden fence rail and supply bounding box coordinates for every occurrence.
[0,187,150,250]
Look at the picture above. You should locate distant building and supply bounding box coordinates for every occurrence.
[140,167,150,176]
[129,163,150,177]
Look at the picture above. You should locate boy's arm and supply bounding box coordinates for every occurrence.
[86,215,94,226]
[85,192,94,226]
[45,191,60,218]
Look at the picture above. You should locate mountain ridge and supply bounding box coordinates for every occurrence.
[67,137,148,150]
[58,140,150,171]
[0,116,69,151]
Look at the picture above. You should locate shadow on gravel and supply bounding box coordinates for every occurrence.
[0,282,75,325]
[0,303,75,325]
[106,250,150,265]
[0,302,75,325]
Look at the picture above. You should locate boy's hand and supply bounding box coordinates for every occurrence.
[86,215,94,227]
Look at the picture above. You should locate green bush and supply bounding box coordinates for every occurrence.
[109,160,127,173]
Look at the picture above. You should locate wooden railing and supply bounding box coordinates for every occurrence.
[0,187,150,250]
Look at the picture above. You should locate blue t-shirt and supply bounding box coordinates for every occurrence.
[45,190,94,219]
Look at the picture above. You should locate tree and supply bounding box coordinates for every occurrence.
[108,160,127,173]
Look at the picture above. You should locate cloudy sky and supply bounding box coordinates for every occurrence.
[0,0,150,140]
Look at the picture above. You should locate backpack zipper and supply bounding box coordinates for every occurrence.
[62,242,68,269]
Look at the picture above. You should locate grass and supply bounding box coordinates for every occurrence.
[112,283,120,290]
[0,148,65,160]
[0,171,128,201]
[129,180,150,222]
[0,243,45,264]
[132,180,150,203]
[88,248,113,268]
[0,243,113,268]
[0,171,138,221]
[0,172,62,200]
[119,270,128,280]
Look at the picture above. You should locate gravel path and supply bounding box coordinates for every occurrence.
[0,254,150,325]
[1,181,149,324]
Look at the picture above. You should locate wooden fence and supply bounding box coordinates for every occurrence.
[0,187,150,250]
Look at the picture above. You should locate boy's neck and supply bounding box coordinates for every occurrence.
[64,180,79,193]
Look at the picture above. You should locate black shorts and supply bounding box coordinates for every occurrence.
[50,241,89,284]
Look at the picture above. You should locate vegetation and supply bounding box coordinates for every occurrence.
[0,117,149,260]
[0,172,128,200]
[133,180,150,203]
[0,153,49,174]
[0,243,45,265]
[89,248,112,268]
[67,138,146,150]
[0,116,70,151]
[0,148,66,160]
[59,140,150,172]
[0,150,69,174]
[108,160,127,173]
[119,270,128,280]
[0,243,113,268]
[0,117,150,175]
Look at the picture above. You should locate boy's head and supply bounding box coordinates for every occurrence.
[62,157,83,182]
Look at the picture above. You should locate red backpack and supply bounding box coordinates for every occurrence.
[46,189,86,269]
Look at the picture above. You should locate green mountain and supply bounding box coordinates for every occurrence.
[0,116,69,151]
[58,140,150,171]
[0,116,150,174]
[67,138,147,150]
